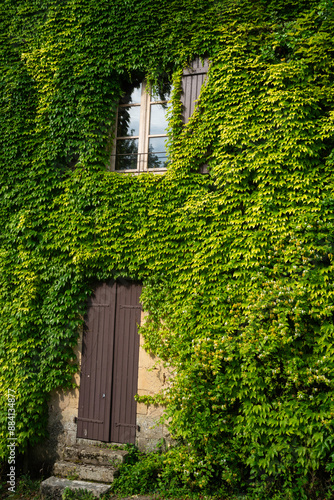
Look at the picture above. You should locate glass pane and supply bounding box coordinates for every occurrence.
[149,103,169,135]
[117,106,140,137]
[148,137,169,169]
[115,139,138,170]
[150,83,172,102]
[120,83,142,105]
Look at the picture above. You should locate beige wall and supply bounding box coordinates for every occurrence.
[136,312,171,450]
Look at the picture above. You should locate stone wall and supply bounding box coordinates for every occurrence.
[136,312,171,450]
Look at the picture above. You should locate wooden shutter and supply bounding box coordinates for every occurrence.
[110,282,141,444]
[77,281,141,444]
[181,57,209,124]
[77,282,116,441]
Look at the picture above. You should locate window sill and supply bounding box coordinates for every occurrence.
[112,168,168,176]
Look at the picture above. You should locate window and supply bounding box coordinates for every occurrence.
[110,81,171,173]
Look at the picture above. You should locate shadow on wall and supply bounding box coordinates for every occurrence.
[27,385,80,476]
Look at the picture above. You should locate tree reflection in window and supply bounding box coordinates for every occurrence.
[113,80,171,172]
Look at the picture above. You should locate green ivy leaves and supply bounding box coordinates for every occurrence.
[1,0,334,497]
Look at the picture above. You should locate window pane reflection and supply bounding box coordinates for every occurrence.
[117,106,140,137]
[120,83,142,105]
[150,83,172,102]
[149,103,169,135]
[148,137,168,169]
[115,139,138,170]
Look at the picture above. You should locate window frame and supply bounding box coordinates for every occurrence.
[110,81,170,174]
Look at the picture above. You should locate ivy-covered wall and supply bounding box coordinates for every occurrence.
[1,0,334,496]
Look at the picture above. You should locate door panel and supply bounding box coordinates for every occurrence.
[77,281,141,443]
[110,283,141,443]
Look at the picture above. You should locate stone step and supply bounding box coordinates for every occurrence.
[63,444,128,467]
[40,476,111,500]
[54,460,116,483]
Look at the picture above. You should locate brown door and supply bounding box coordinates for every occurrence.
[77,281,141,443]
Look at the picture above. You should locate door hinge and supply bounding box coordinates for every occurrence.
[119,305,142,310]
[76,417,103,424]
[115,422,140,431]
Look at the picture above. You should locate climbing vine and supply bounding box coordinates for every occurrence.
[1,0,334,497]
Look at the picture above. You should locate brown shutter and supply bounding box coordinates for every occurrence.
[110,282,142,444]
[77,282,116,441]
[181,57,209,124]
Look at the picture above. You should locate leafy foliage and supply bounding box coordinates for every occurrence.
[62,487,96,500]
[1,0,334,497]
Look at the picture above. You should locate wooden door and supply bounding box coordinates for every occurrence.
[77,281,141,443]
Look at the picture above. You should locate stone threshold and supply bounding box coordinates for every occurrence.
[40,476,110,499]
